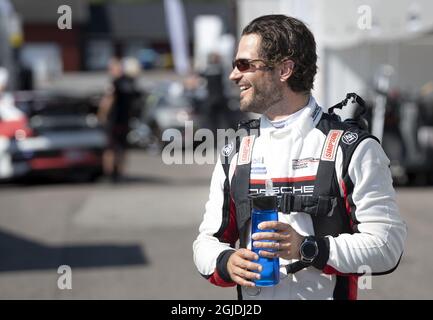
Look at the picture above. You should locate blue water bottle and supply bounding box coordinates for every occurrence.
[249,179,280,287]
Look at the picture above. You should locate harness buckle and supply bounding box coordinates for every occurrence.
[316,196,336,217]
[280,194,338,217]
[279,193,293,214]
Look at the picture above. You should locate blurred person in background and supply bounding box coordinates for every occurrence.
[17,64,34,91]
[193,15,407,300]
[201,52,230,134]
[183,70,206,113]
[98,57,141,182]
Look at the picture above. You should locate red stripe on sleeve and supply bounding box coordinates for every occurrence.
[340,180,355,229]
[348,275,359,300]
[323,265,346,275]
[208,269,236,287]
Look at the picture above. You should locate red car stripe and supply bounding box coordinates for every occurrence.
[0,117,32,138]
[29,153,100,170]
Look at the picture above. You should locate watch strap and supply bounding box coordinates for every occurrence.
[312,236,330,270]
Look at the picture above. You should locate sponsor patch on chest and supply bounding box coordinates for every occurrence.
[251,166,267,175]
[292,157,320,170]
[237,135,255,165]
[321,130,343,161]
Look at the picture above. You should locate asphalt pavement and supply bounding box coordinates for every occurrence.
[0,149,432,300]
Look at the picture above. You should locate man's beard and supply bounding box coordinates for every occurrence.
[240,82,283,114]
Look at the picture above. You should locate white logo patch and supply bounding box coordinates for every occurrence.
[292,158,320,170]
[221,142,234,157]
[342,132,358,145]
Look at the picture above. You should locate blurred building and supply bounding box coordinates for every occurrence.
[86,0,234,71]
[10,0,235,74]
[12,0,88,74]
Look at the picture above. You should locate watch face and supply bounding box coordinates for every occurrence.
[302,243,316,258]
[301,240,317,260]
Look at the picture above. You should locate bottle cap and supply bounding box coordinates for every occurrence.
[265,179,274,196]
[249,193,278,211]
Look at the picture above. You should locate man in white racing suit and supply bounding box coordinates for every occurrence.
[193,14,407,300]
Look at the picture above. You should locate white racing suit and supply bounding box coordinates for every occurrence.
[193,96,407,300]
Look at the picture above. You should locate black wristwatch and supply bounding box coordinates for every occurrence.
[299,236,319,264]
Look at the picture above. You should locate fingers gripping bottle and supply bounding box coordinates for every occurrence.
[249,179,280,286]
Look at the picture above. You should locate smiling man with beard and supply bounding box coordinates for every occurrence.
[193,15,406,300]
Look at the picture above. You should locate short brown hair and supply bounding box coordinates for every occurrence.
[242,14,317,93]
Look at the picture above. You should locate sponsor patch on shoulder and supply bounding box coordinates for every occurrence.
[221,142,234,157]
[238,135,255,165]
[321,130,343,161]
[342,131,358,145]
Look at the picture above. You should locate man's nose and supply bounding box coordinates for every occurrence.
[229,67,241,82]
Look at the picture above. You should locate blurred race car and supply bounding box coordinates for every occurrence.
[0,91,107,182]
[127,82,206,150]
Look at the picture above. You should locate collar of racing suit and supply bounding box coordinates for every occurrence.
[259,95,323,139]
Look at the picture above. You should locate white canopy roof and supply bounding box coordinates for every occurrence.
[238,0,433,49]
[316,0,433,49]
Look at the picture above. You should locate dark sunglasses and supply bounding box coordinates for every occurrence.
[232,58,272,72]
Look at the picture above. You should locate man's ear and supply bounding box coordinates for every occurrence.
[280,60,295,82]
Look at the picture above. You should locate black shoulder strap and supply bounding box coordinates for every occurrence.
[230,120,260,246]
[214,119,260,240]
[313,126,345,197]
[314,113,379,228]
[220,119,260,172]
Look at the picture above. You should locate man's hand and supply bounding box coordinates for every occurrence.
[251,221,304,260]
[227,248,262,287]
